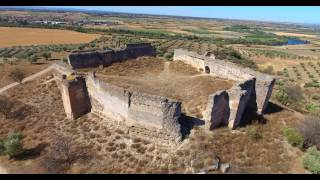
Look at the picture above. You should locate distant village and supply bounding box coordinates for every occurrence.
[0,14,120,26]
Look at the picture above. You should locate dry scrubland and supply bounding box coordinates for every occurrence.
[0,63,307,173]
[0,61,51,88]
[0,27,101,48]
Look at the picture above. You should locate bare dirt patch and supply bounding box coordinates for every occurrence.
[0,27,101,48]
[0,61,51,88]
[96,57,234,118]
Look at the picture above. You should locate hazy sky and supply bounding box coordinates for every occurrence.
[49,6,320,24]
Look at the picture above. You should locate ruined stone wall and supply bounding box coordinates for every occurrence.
[203,78,255,130]
[68,43,156,69]
[174,49,275,116]
[174,49,275,130]
[174,49,253,81]
[55,76,91,120]
[85,73,182,141]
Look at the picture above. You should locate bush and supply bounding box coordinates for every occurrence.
[312,94,320,100]
[0,96,14,119]
[275,86,289,105]
[0,132,23,158]
[0,139,5,155]
[302,146,320,174]
[43,136,91,173]
[285,85,304,103]
[9,68,25,83]
[62,57,68,64]
[164,52,173,60]
[297,116,320,149]
[28,55,38,64]
[283,127,304,149]
[246,127,262,141]
[305,103,320,114]
[42,52,51,61]
[262,65,274,75]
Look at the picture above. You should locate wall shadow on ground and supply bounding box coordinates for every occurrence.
[11,143,48,160]
[239,102,284,126]
[179,114,205,139]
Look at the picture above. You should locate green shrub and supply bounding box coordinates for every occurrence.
[283,127,304,148]
[305,103,320,114]
[302,146,320,174]
[0,139,5,155]
[1,132,23,157]
[9,68,25,83]
[312,94,320,100]
[164,52,173,60]
[275,86,289,105]
[246,127,262,141]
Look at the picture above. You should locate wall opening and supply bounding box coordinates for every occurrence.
[205,66,210,74]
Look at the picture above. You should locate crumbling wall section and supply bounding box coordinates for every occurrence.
[68,43,156,69]
[55,75,91,120]
[174,49,275,117]
[173,49,206,70]
[203,91,230,130]
[86,73,130,122]
[85,73,182,141]
[203,78,255,130]
[226,78,255,129]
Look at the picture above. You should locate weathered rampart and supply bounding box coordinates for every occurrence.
[174,49,275,130]
[85,73,182,142]
[55,75,91,120]
[68,43,156,69]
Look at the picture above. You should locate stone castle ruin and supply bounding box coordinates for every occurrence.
[173,49,275,130]
[53,43,275,143]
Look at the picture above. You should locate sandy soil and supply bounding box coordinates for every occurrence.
[0,27,101,48]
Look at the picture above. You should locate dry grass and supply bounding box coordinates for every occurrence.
[0,63,309,174]
[0,27,101,48]
[273,32,318,38]
[0,61,51,88]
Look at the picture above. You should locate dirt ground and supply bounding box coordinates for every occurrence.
[95,57,234,118]
[0,61,51,88]
[0,71,308,173]
[0,27,101,48]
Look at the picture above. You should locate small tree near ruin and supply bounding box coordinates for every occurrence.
[0,96,15,119]
[9,68,25,83]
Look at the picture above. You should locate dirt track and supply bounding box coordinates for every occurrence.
[0,65,54,94]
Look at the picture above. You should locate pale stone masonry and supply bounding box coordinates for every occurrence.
[174,49,275,129]
[53,44,275,143]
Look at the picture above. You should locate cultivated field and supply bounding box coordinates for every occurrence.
[0,27,101,48]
